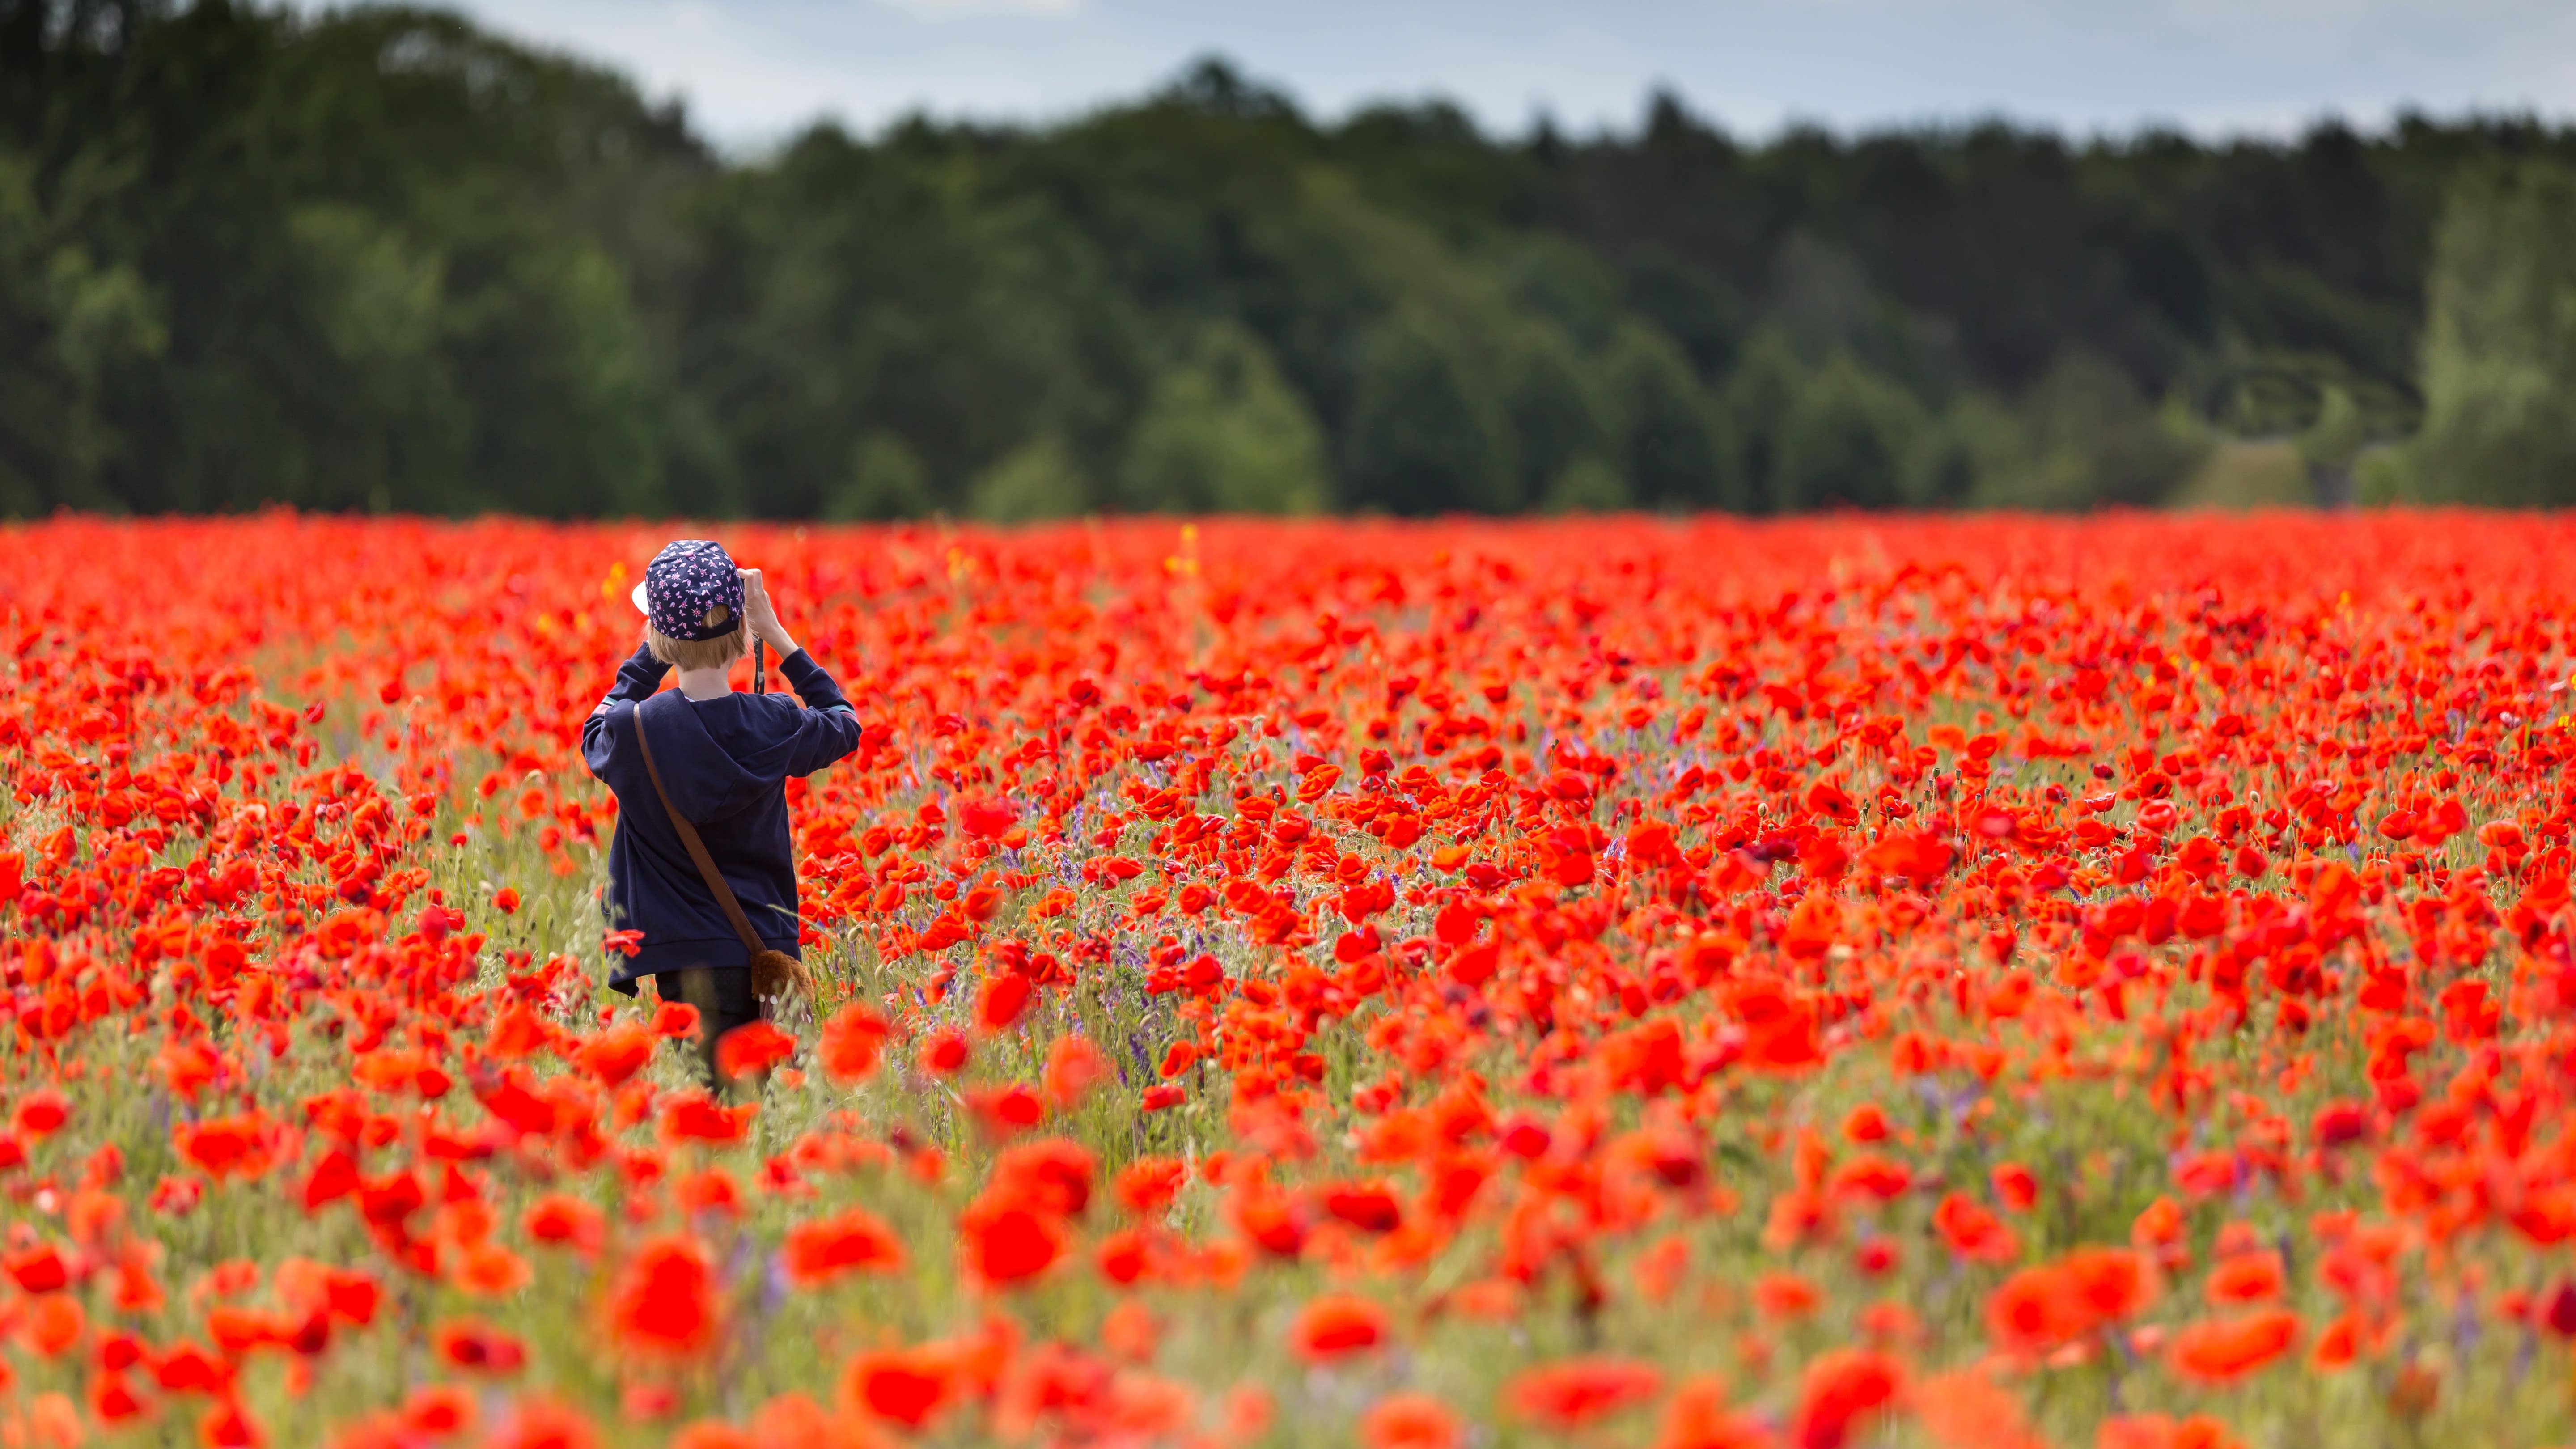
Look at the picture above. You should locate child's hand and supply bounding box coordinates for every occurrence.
[737,569,798,655]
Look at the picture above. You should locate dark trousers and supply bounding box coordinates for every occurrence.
[651,967,759,1089]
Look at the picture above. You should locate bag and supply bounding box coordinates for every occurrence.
[630,695,813,1005]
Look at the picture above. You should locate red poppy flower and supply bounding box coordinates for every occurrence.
[780,1208,906,1287]
[842,1346,956,1429]
[174,1114,276,1180]
[1113,1157,1187,1218]
[2204,1251,2285,1305]
[602,1234,721,1360]
[958,798,1018,840]
[817,1002,892,1084]
[1792,1348,1903,1449]
[13,1088,70,1139]
[576,1025,655,1086]
[483,1396,601,1449]
[523,1194,605,1253]
[1322,1182,1403,1233]
[1932,1192,2020,1265]
[976,972,1032,1032]
[1655,1376,1771,1449]
[1991,1161,2039,1212]
[4,1242,70,1294]
[658,1093,754,1146]
[1042,1034,1108,1109]
[1288,1294,1388,1360]
[919,1029,972,1076]
[714,1020,796,1079]
[1504,1357,1662,1428]
[959,1197,1065,1287]
[433,1318,528,1375]
[2167,1309,2301,1384]
[1361,1392,1461,1449]
[992,1137,1095,1216]
[1987,1264,2088,1356]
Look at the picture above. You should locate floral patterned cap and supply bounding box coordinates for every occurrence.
[628,540,745,641]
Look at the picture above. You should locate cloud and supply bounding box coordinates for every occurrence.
[877,0,1083,16]
[2162,0,2518,18]
[430,0,873,140]
[318,0,2576,145]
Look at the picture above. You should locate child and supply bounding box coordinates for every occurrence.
[582,539,860,1080]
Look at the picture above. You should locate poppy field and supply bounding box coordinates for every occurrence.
[8,511,2576,1449]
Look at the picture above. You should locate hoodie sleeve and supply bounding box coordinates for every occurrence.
[775,648,864,776]
[583,643,669,780]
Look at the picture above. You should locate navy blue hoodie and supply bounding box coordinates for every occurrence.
[582,643,861,994]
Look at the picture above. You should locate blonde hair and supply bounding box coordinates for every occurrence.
[644,614,748,672]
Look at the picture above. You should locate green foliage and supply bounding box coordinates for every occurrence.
[0,148,161,513]
[1958,353,2208,510]
[2387,158,2576,506]
[1499,324,1611,506]
[2023,352,2209,508]
[1720,330,1808,510]
[2169,439,2321,510]
[1541,456,1630,513]
[1600,320,1734,510]
[1911,392,2027,509]
[1771,352,1931,511]
[826,432,933,522]
[2184,351,2419,505]
[1760,233,1961,398]
[287,202,462,510]
[970,435,1093,523]
[6,2,2574,516]
[1116,322,1328,513]
[451,241,667,517]
[1342,308,1517,514]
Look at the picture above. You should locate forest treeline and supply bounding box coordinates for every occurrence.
[8,0,2576,519]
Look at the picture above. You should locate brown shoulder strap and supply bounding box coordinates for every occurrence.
[630,695,769,963]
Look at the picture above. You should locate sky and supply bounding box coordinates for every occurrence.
[435,0,2576,148]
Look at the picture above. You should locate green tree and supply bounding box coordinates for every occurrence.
[2388,158,2576,505]
[1719,330,1806,511]
[1500,323,1612,506]
[9,2,2576,518]
[446,240,665,516]
[1772,352,1928,511]
[1341,308,1516,514]
[2027,351,2204,508]
[1116,321,1328,513]
[2292,383,2370,506]
[825,431,933,521]
[970,434,1092,522]
[1964,352,2206,508]
[1542,456,1631,513]
[687,127,1142,518]
[1601,319,1732,509]
[1910,391,2027,509]
[0,148,163,514]
[287,203,464,512]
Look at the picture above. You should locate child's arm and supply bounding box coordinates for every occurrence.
[775,648,863,774]
[581,642,670,778]
[741,568,861,774]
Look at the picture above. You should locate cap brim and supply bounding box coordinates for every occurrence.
[630,579,651,616]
